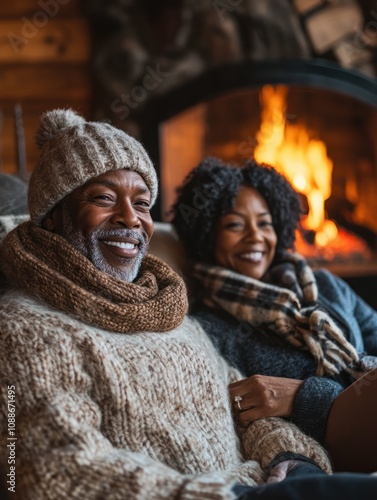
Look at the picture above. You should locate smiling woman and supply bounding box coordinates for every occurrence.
[171,156,377,463]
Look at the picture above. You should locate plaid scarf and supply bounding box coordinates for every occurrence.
[193,252,369,378]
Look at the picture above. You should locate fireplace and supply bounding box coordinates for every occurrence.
[138,59,377,284]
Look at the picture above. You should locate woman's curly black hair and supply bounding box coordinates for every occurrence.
[171,157,302,264]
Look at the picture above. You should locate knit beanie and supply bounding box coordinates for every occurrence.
[28,109,158,226]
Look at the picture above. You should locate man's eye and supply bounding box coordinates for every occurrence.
[135,200,150,209]
[94,195,113,201]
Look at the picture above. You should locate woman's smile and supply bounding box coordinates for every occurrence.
[237,251,265,263]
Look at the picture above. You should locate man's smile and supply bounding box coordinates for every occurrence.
[101,237,140,258]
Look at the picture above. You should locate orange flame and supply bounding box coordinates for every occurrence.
[254,85,336,247]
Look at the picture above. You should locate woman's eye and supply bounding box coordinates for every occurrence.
[225,221,243,229]
[259,220,273,228]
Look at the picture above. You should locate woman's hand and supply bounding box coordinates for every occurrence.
[229,375,304,427]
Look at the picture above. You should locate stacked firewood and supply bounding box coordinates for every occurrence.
[293,0,377,77]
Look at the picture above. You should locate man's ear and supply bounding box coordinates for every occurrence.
[41,210,57,232]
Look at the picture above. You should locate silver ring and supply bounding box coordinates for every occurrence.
[234,395,243,411]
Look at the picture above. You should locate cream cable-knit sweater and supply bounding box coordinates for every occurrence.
[0,292,331,500]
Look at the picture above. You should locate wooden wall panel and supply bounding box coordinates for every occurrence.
[0,65,90,100]
[0,0,82,18]
[0,0,91,176]
[0,19,89,63]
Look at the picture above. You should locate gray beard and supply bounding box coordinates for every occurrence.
[61,206,148,282]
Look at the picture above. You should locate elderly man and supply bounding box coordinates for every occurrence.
[0,109,376,500]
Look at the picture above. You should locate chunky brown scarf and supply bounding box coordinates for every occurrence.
[0,221,188,333]
[193,252,368,378]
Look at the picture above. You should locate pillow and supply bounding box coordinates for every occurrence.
[0,215,29,241]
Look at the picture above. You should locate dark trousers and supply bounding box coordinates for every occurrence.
[234,471,377,500]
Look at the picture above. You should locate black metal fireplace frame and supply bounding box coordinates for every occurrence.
[136,58,377,220]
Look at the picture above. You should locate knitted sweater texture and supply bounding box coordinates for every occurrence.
[0,292,331,500]
[193,269,377,445]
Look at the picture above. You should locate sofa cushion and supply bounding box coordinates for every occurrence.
[149,222,188,276]
[0,215,29,241]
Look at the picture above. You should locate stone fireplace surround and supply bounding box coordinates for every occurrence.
[86,0,377,221]
[86,0,377,133]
